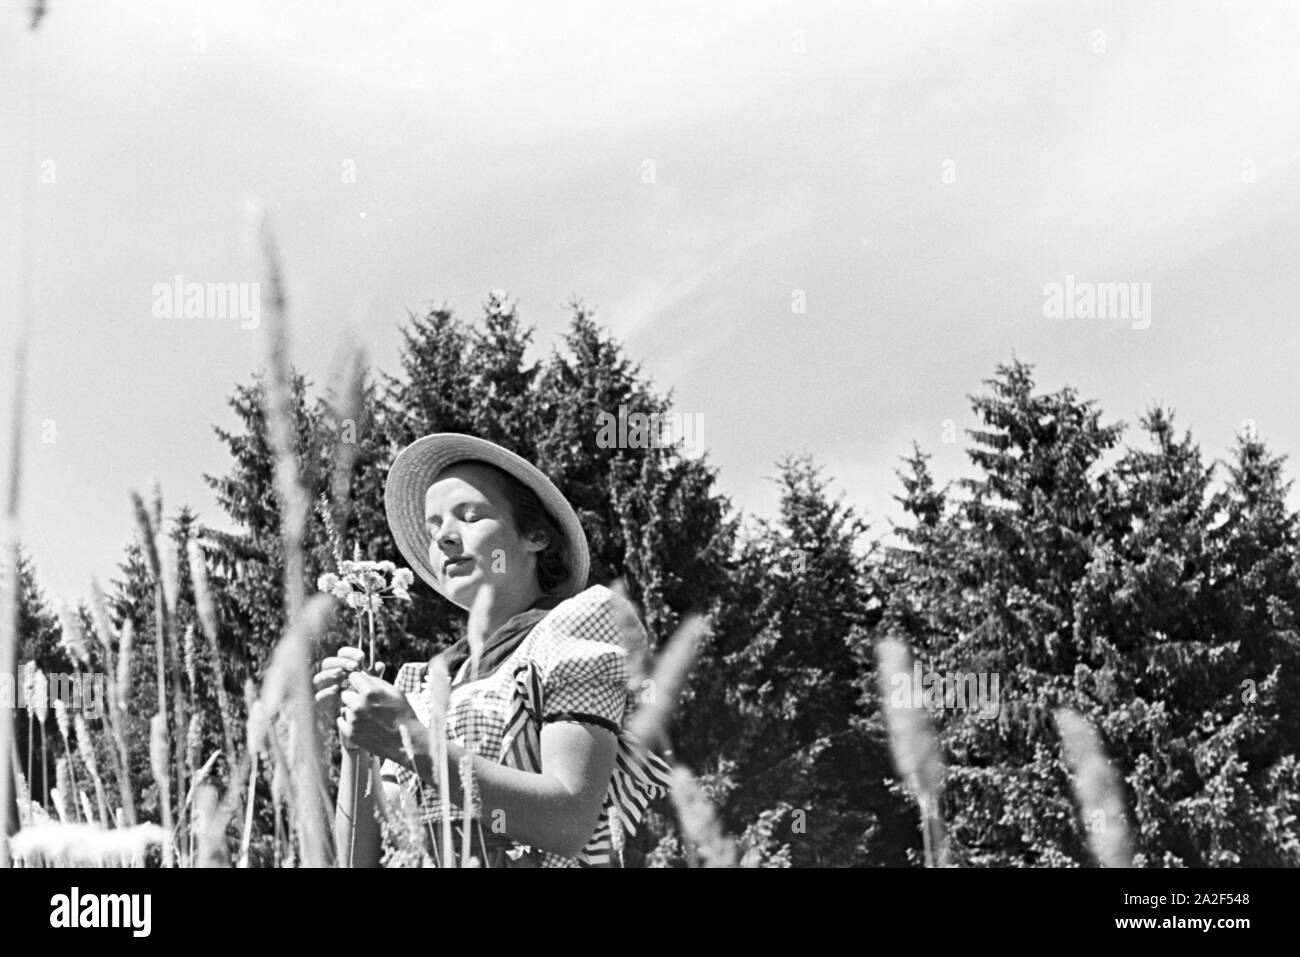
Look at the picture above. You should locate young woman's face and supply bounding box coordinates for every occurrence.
[424,463,546,610]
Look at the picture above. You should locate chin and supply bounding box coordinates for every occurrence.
[441,578,480,611]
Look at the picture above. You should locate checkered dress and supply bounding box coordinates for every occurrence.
[382,585,672,867]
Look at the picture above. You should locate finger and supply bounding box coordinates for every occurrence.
[312,668,346,689]
[336,647,366,664]
[320,656,362,672]
[314,686,340,704]
[371,661,386,679]
[340,688,360,710]
[347,670,385,694]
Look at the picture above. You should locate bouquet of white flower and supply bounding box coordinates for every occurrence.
[317,549,415,667]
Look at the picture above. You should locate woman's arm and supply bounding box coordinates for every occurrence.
[339,672,618,858]
[402,716,617,858]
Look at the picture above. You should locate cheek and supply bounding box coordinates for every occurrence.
[470,521,511,555]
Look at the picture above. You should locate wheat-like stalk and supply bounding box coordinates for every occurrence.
[325,326,367,543]
[115,620,133,712]
[157,518,189,830]
[192,783,229,868]
[132,488,180,849]
[73,713,110,828]
[627,613,707,753]
[1056,708,1133,868]
[188,539,238,775]
[149,713,173,866]
[239,684,264,868]
[874,637,949,867]
[53,758,71,824]
[56,602,91,670]
[156,527,180,620]
[668,764,737,868]
[185,712,204,846]
[248,200,310,620]
[608,579,650,683]
[258,593,335,867]
[86,579,118,669]
[51,700,87,826]
[86,580,136,825]
[130,491,162,579]
[77,790,95,830]
[8,742,30,828]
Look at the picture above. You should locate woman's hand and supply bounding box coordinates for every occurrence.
[338,669,420,764]
[313,646,370,723]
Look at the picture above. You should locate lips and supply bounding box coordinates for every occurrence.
[443,556,474,573]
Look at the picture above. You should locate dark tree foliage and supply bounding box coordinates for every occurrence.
[877,359,1300,866]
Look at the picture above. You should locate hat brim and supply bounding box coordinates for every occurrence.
[384,433,590,602]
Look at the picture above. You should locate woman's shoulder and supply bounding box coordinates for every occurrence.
[533,584,644,647]
[518,584,646,672]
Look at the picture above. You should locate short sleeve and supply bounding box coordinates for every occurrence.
[530,586,636,735]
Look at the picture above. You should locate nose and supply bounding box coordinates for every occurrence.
[435,523,461,553]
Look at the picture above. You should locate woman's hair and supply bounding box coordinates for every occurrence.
[458,459,570,594]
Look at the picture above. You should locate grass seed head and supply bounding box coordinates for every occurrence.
[628,613,708,751]
[668,764,737,868]
[149,713,170,804]
[1056,708,1133,868]
[115,620,133,711]
[56,601,91,669]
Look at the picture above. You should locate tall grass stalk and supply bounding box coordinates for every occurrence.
[874,637,949,867]
[155,514,189,844]
[53,758,70,824]
[22,663,36,820]
[8,744,29,828]
[131,489,176,855]
[0,3,43,869]
[667,764,737,867]
[87,580,136,825]
[258,594,335,867]
[72,713,110,828]
[149,714,173,865]
[249,201,309,621]
[192,784,224,867]
[31,665,48,814]
[627,613,708,753]
[325,326,367,541]
[239,755,258,867]
[51,702,83,823]
[188,540,238,775]
[418,658,454,867]
[1055,708,1133,868]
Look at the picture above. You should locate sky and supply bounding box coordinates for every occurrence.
[2,0,1299,608]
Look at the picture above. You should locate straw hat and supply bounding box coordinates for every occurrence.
[384,433,590,599]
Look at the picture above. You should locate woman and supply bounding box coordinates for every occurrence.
[314,433,671,867]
